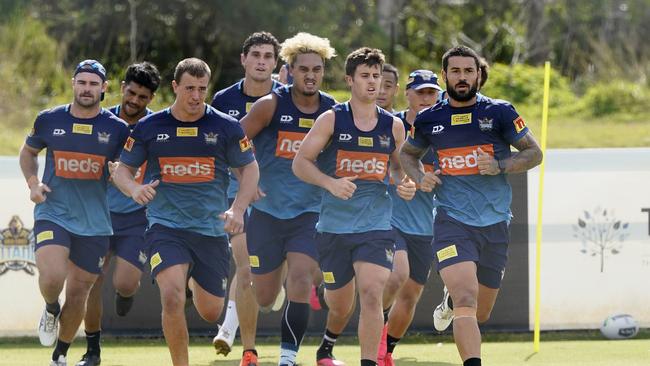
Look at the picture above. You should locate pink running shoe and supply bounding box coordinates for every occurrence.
[310,285,322,311]
[377,323,388,366]
[317,357,345,366]
[384,352,394,366]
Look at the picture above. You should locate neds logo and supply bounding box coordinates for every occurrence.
[437,144,493,176]
[275,131,306,159]
[53,151,105,180]
[159,157,215,183]
[336,150,389,181]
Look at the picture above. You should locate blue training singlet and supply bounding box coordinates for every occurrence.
[119,105,255,237]
[26,104,131,236]
[317,102,396,234]
[211,79,282,199]
[389,110,436,236]
[252,85,336,219]
[409,94,529,226]
[107,105,153,214]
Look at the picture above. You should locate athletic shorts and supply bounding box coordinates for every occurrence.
[110,209,148,271]
[246,208,319,275]
[393,227,433,285]
[316,230,395,290]
[227,198,250,240]
[433,209,509,289]
[145,224,230,297]
[34,220,109,275]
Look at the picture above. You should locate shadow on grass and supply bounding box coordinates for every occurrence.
[394,356,457,365]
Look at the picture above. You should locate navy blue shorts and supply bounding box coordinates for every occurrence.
[110,209,148,271]
[227,198,250,239]
[246,208,319,274]
[433,209,509,289]
[393,227,433,285]
[316,230,395,290]
[34,220,109,275]
[145,224,230,297]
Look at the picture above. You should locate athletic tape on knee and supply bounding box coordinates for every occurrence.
[453,306,476,319]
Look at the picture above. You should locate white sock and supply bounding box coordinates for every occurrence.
[219,300,239,341]
[278,348,297,366]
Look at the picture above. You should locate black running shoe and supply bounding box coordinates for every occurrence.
[75,353,101,366]
[114,292,134,317]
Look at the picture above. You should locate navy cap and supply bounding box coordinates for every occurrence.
[406,70,442,91]
[74,59,107,100]
[74,59,107,81]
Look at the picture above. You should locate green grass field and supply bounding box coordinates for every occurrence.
[2,333,649,366]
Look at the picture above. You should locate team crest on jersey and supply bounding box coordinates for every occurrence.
[246,102,254,113]
[204,132,218,145]
[478,117,493,131]
[0,216,36,276]
[378,134,391,148]
[97,131,111,144]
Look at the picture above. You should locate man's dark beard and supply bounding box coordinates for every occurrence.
[446,79,478,102]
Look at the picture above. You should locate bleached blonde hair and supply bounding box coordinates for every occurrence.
[279,32,337,65]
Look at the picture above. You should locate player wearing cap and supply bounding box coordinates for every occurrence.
[400,46,542,366]
[210,31,283,365]
[19,59,131,366]
[377,70,442,366]
[77,61,161,366]
[376,63,399,113]
[113,58,259,366]
[239,32,337,366]
[293,47,416,366]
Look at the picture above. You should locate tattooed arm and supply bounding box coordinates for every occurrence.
[503,131,543,173]
[399,141,442,192]
[477,131,543,175]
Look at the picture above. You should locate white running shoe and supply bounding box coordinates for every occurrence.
[433,286,454,332]
[272,286,286,312]
[38,308,60,346]
[50,355,67,366]
[212,325,235,356]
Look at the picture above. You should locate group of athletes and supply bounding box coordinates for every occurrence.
[19,30,542,366]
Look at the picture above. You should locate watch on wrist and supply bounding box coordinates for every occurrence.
[497,159,506,174]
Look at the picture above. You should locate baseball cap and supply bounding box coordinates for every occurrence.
[73,59,107,100]
[406,70,442,91]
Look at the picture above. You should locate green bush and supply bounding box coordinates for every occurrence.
[580,81,650,116]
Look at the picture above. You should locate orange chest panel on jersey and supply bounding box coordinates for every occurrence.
[158,157,215,183]
[275,131,307,160]
[53,151,106,180]
[335,150,389,182]
[437,144,494,176]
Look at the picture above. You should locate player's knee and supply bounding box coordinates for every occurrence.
[114,278,140,297]
[160,287,186,313]
[453,306,477,320]
[255,289,276,309]
[358,285,384,308]
[40,274,65,292]
[287,270,312,292]
[451,290,477,309]
[235,266,253,287]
